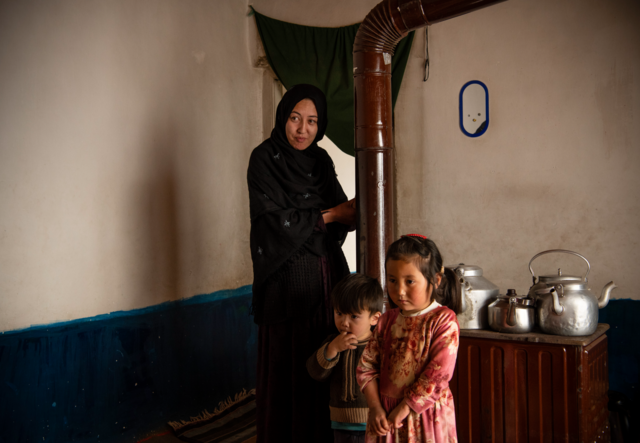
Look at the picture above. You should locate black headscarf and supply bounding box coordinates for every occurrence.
[247,84,348,288]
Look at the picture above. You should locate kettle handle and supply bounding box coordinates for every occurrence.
[529,249,591,283]
[506,297,517,326]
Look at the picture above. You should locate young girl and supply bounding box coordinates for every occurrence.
[357,234,461,443]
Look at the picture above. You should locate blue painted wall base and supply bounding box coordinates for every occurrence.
[600,299,640,403]
[0,286,258,443]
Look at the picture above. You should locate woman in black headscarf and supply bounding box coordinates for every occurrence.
[247,84,355,443]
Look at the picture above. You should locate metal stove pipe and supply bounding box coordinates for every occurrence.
[354,0,506,293]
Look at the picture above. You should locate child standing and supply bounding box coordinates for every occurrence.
[307,273,384,443]
[357,234,461,443]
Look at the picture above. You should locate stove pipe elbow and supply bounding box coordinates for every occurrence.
[353,0,506,288]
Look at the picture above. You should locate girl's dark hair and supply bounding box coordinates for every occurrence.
[331,273,384,315]
[385,236,462,314]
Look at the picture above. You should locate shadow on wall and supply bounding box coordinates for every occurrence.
[0,289,258,443]
[129,118,180,306]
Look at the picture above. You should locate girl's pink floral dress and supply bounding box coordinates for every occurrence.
[357,302,460,443]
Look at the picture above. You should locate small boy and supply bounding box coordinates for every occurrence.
[307,273,383,443]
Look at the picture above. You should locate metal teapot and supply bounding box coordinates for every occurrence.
[488,289,535,333]
[445,263,499,329]
[527,249,617,336]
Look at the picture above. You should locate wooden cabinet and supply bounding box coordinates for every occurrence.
[450,324,610,443]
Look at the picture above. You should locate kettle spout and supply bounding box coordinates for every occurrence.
[598,281,617,308]
[550,287,564,316]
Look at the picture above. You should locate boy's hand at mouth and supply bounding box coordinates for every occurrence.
[325,331,358,360]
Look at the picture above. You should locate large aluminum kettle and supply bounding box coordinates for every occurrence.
[445,263,499,329]
[527,249,617,336]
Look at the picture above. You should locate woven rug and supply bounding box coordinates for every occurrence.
[168,389,256,443]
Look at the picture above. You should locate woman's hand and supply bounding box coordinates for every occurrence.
[322,198,356,225]
[367,404,390,437]
[325,331,358,360]
[387,400,411,433]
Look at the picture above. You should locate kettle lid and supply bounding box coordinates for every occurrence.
[538,268,585,283]
[496,289,535,306]
[446,263,483,277]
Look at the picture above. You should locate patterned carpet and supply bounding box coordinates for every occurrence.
[139,430,256,443]
[150,389,257,443]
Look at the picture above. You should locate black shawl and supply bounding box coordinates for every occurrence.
[247,84,349,289]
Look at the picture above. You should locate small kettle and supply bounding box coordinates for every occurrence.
[488,289,535,333]
[528,249,617,336]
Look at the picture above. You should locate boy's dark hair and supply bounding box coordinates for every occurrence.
[385,236,462,314]
[331,273,383,315]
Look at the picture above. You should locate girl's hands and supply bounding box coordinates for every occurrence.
[322,198,356,225]
[367,404,390,436]
[325,331,358,360]
[363,381,389,437]
[387,400,411,433]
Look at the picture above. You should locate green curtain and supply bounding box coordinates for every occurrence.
[253,9,414,157]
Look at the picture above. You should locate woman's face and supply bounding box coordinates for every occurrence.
[285,99,318,150]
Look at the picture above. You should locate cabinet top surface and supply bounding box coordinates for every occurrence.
[459,323,609,346]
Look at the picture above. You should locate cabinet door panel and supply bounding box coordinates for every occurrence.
[579,335,610,442]
[453,338,576,443]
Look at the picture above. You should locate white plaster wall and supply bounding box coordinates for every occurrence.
[317,137,356,272]
[0,0,263,331]
[395,0,640,300]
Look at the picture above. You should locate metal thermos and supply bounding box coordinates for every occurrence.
[446,263,499,329]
